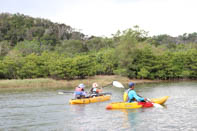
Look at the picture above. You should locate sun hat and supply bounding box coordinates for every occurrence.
[78,83,85,88]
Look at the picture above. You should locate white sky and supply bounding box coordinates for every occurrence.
[1,0,197,37]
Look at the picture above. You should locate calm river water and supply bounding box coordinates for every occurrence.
[1,81,197,131]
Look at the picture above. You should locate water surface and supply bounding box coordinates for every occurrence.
[1,81,197,131]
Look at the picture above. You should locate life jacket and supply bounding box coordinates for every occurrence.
[75,87,82,92]
[123,91,128,102]
[75,87,83,95]
[92,87,98,93]
[123,89,136,102]
[123,89,130,102]
[91,87,102,93]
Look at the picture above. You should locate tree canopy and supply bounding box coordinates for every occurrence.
[1,13,197,80]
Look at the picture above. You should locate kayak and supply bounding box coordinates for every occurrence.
[69,95,111,104]
[106,96,169,109]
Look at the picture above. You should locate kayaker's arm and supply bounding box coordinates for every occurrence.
[131,90,145,102]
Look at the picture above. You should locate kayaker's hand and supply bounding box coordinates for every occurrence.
[144,98,147,101]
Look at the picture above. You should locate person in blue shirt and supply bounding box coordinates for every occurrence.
[127,82,147,102]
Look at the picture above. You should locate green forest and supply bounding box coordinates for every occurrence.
[1,13,197,80]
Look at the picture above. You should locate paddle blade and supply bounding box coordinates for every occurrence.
[147,98,163,108]
[153,103,163,108]
[112,81,125,88]
[58,92,65,95]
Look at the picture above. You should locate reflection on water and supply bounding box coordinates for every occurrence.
[120,109,139,129]
[1,81,197,130]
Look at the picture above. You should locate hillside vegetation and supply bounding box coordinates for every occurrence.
[1,13,197,80]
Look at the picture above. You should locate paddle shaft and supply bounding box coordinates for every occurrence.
[58,90,111,95]
[102,83,112,88]
[88,82,112,94]
[58,91,74,93]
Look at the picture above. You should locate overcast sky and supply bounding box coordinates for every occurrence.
[1,0,197,37]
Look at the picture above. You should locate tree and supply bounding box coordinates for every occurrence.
[55,40,86,56]
[0,40,11,57]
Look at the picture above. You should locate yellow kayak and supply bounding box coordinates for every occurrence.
[69,95,111,104]
[106,96,169,109]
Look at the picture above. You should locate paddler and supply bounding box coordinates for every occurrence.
[90,82,103,97]
[74,83,87,99]
[127,82,147,102]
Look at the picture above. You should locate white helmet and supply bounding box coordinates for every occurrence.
[92,82,98,88]
[78,83,85,88]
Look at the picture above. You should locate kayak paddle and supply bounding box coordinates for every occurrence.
[58,90,111,96]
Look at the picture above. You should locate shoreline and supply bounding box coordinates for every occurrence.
[2,75,196,90]
[0,75,162,89]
